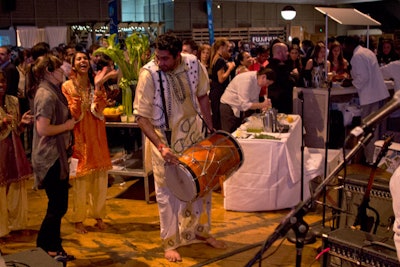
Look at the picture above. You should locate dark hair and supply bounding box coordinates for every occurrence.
[182,38,198,52]
[88,43,101,54]
[236,51,247,64]
[257,67,276,81]
[156,33,182,58]
[13,48,31,67]
[70,51,95,85]
[377,38,399,64]
[0,45,11,55]
[291,37,300,46]
[255,45,268,56]
[327,41,345,69]
[31,42,50,60]
[310,42,326,61]
[343,35,361,48]
[96,53,112,70]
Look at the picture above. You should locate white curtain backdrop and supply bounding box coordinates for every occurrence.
[45,27,67,48]
[37,29,47,44]
[16,26,39,48]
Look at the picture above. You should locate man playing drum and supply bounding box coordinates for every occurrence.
[133,33,225,262]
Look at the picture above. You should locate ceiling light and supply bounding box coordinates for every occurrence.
[281,5,296,21]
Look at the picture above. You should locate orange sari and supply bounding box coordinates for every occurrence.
[62,80,112,179]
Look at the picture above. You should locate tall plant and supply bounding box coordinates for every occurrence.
[94,32,150,115]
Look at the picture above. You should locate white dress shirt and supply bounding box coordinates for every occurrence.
[350,45,389,105]
[381,60,400,91]
[220,71,260,118]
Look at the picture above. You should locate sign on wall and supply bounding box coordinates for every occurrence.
[251,35,279,47]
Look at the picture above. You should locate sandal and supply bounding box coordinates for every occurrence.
[49,251,76,262]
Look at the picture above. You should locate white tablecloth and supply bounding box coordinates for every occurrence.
[224,115,334,211]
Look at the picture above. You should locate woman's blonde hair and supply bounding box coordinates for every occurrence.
[210,37,229,68]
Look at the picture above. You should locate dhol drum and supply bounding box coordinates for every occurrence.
[165,131,243,202]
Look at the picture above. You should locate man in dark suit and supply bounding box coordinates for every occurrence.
[267,42,297,114]
[0,46,19,96]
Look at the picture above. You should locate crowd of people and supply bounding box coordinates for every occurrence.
[1,31,400,263]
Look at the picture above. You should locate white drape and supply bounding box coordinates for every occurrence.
[37,29,47,44]
[16,26,39,48]
[16,26,67,49]
[45,27,67,48]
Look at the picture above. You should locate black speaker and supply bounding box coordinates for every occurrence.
[337,174,394,238]
[2,247,63,267]
[1,0,16,12]
[322,228,399,267]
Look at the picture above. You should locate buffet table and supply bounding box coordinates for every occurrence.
[223,115,337,211]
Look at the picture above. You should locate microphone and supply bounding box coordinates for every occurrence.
[350,90,400,137]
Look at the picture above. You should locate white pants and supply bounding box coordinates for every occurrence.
[360,101,383,163]
[68,171,108,223]
[0,180,28,237]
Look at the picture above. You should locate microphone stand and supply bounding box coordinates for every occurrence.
[287,90,316,248]
[245,131,374,267]
[310,80,334,237]
[322,80,332,230]
[299,90,305,201]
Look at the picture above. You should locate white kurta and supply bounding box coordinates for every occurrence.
[134,55,212,250]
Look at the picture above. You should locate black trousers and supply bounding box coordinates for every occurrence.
[220,103,243,133]
[36,159,69,253]
[209,88,224,130]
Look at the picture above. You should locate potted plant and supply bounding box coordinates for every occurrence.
[94,32,151,116]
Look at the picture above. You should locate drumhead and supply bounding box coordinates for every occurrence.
[164,163,199,202]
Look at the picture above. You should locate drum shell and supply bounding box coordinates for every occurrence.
[165,131,243,201]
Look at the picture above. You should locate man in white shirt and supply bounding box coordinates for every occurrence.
[343,36,390,163]
[381,60,400,119]
[220,67,275,133]
[381,60,400,92]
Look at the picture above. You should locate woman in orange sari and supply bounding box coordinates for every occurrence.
[62,51,112,234]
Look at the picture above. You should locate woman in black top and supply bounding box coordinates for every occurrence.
[209,38,235,130]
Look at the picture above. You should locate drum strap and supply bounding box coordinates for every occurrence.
[157,70,214,141]
[158,71,172,145]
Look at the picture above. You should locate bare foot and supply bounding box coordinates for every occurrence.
[206,237,227,249]
[165,249,182,262]
[95,219,107,230]
[75,222,88,234]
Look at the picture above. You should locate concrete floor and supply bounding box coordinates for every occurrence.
[0,164,394,267]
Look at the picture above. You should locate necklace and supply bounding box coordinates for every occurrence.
[73,81,91,112]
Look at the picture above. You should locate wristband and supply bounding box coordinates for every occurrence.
[157,143,167,153]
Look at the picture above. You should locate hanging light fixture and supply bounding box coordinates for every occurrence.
[281,5,296,21]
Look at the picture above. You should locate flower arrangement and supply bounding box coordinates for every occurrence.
[94,32,151,116]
